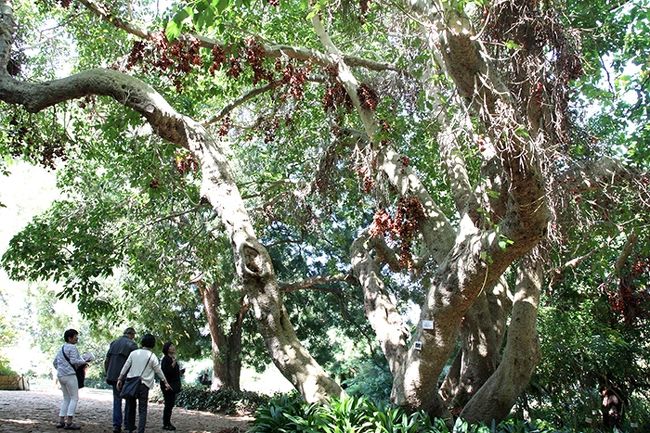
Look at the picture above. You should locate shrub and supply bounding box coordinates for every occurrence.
[251,394,448,433]
[250,394,603,433]
[172,385,270,415]
[0,359,16,376]
[340,356,393,404]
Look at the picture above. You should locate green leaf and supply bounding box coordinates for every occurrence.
[165,7,191,40]
[504,39,521,50]
[165,19,181,41]
[514,126,530,138]
[216,0,230,13]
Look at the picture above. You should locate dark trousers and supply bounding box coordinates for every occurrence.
[110,383,125,430]
[124,383,149,433]
[162,389,177,426]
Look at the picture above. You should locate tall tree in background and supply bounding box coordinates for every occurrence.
[1,0,648,424]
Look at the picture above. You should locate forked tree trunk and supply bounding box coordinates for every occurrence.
[440,277,511,409]
[460,257,542,422]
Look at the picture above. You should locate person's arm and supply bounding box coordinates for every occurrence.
[116,352,134,390]
[118,353,133,378]
[104,343,113,373]
[66,344,87,367]
[152,356,172,390]
[160,356,173,377]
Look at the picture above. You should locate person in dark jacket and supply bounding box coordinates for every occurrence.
[160,342,183,431]
[104,327,138,433]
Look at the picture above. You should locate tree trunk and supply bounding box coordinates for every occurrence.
[222,295,247,391]
[440,276,511,409]
[198,281,246,391]
[460,257,542,422]
[442,293,499,409]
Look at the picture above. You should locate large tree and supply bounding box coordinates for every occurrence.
[1,0,648,424]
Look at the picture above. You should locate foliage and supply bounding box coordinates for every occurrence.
[569,0,650,166]
[0,290,16,348]
[250,394,585,433]
[0,356,16,376]
[169,385,270,415]
[336,354,393,404]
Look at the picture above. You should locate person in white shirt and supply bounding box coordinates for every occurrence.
[117,334,171,433]
[52,328,92,430]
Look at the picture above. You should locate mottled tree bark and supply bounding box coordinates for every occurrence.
[198,281,247,391]
[461,258,542,422]
[440,278,510,410]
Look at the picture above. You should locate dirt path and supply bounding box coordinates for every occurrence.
[0,387,251,433]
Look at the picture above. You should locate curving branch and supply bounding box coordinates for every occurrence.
[79,0,149,39]
[548,248,598,289]
[80,0,400,73]
[202,79,282,126]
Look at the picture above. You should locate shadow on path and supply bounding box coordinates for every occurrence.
[0,387,251,432]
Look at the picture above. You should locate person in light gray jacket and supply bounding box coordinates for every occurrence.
[52,329,91,430]
[104,327,138,433]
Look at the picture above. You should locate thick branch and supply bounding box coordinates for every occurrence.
[0,69,190,146]
[313,16,455,263]
[614,231,638,276]
[351,231,410,375]
[406,0,550,248]
[371,236,402,272]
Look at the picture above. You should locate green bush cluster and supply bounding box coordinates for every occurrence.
[338,356,393,404]
[250,394,595,433]
[250,394,440,433]
[170,385,270,415]
[0,356,16,376]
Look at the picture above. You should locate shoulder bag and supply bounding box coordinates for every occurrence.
[61,346,86,389]
[120,352,153,399]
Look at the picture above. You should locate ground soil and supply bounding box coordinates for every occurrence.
[0,387,252,433]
